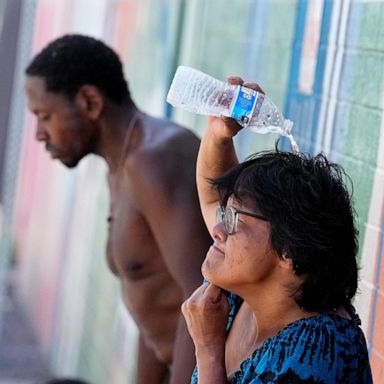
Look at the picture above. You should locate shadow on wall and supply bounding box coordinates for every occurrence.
[35,379,92,384]
[0,270,51,381]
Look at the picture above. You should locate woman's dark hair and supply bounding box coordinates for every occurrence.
[212,150,359,312]
[26,34,132,105]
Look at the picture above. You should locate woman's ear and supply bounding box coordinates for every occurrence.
[75,85,104,120]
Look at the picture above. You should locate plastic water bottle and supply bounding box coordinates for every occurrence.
[167,66,299,152]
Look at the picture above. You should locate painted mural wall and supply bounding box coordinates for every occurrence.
[6,0,384,383]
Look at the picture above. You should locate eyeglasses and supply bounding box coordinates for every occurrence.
[216,206,268,235]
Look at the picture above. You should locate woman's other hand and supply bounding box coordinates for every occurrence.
[182,282,229,353]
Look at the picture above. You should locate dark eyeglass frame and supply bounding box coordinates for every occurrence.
[216,205,268,235]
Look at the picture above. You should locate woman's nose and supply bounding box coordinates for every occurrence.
[212,221,228,241]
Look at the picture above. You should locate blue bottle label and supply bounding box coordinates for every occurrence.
[230,86,259,125]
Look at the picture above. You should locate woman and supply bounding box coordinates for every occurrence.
[181,78,373,383]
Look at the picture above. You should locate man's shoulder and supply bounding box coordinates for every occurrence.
[145,114,200,148]
[120,116,199,183]
[128,116,199,166]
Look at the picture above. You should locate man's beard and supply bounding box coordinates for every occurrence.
[61,157,81,168]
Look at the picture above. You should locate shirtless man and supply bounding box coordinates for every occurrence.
[24,34,211,384]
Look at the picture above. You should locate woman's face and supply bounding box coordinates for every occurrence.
[202,196,280,293]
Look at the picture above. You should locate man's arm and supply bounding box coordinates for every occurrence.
[129,131,212,384]
[136,334,169,384]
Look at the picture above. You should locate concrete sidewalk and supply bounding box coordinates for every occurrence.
[0,271,51,383]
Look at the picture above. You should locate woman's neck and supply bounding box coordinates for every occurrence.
[237,282,316,347]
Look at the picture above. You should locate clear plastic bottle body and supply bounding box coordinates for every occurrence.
[167,66,295,140]
[166,66,233,116]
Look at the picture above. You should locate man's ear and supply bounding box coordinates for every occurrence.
[75,85,104,120]
[280,252,294,270]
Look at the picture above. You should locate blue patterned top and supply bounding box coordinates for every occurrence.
[191,293,372,383]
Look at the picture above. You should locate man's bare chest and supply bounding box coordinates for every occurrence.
[106,180,162,279]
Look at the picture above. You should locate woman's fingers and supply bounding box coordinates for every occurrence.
[226,76,244,86]
[182,283,227,313]
[226,75,264,95]
[243,82,265,95]
[205,283,226,304]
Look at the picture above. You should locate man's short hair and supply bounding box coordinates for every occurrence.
[212,150,359,312]
[26,34,131,105]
